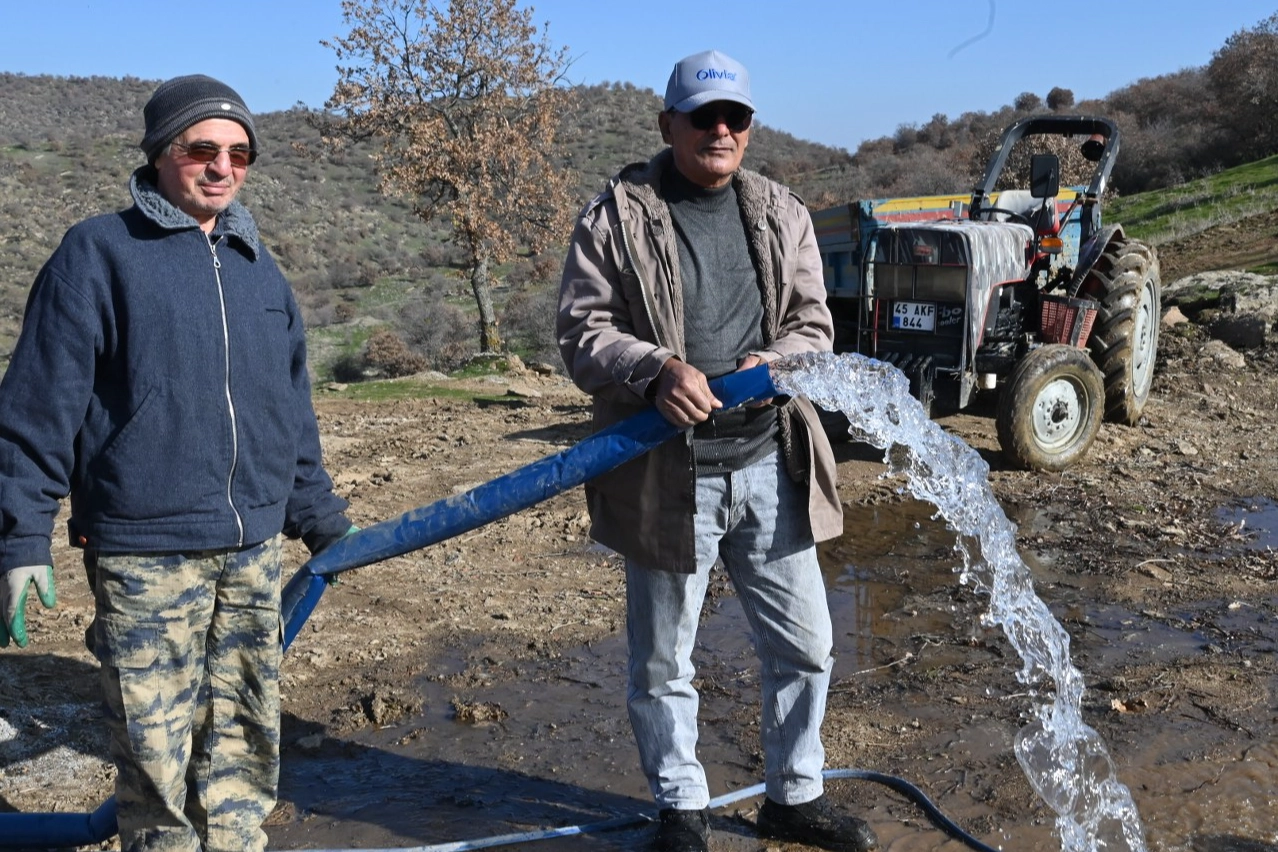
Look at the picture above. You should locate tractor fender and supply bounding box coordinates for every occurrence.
[1067,223,1125,296]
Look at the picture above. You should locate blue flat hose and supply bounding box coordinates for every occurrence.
[280,364,778,648]
[0,795,119,849]
[0,365,1001,852]
[0,365,776,849]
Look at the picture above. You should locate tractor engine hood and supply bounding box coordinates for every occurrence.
[874,219,1032,359]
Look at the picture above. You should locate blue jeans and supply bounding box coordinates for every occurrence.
[625,451,833,810]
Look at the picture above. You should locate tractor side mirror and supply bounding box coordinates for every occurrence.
[1030,154,1060,199]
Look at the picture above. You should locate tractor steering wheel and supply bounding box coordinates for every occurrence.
[974,207,1032,226]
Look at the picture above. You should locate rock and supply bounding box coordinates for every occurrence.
[1161,305,1189,326]
[1163,271,1278,319]
[362,687,416,726]
[367,693,389,725]
[506,385,542,399]
[295,733,325,751]
[527,360,558,376]
[503,353,530,375]
[452,698,508,723]
[467,352,507,367]
[1218,287,1238,312]
[1202,339,1246,369]
[1209,313,1268,349]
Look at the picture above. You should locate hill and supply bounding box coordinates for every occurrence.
[0,74,864,374]
[4,50,1278,850]
[2,14,1277,377]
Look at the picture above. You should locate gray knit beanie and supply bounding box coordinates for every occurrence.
[140,74,259,165]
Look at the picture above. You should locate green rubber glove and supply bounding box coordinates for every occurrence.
[1,565,56,649]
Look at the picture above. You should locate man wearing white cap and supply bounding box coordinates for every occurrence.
[558,50,877,852]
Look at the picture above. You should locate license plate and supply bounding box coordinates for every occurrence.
[891,300,936,331]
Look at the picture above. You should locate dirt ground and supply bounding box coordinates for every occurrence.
[2,211,1277,852]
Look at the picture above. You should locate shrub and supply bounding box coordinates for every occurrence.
[500,282,560,364]
[395,295,474,371]
[1014,92,1043,113]
[364,327,428,377]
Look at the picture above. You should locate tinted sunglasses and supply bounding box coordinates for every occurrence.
[685,103,754,133]
[172,141,256,168]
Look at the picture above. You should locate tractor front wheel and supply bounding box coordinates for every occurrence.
[996,344,1105,471]
[1084,239,1161,425]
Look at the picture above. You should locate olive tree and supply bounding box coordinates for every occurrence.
[322,0,576,353]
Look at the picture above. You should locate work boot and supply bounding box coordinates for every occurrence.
[757,795,878,852]
[654,807,710,852]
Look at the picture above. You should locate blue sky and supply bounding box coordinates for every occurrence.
[3,1,1274,151]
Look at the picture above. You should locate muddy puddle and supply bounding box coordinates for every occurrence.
[266,498,1278,852]
[1218,497,1278,551]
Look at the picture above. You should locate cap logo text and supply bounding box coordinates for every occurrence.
[696,68,736,82]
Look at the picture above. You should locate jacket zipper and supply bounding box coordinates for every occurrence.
[205,233,245,547]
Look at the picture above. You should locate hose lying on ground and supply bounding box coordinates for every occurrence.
[0,366,1000,852]
[0,368,778,851]
[299,768,1004,852]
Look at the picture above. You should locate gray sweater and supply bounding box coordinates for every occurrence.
[662,169,779,473]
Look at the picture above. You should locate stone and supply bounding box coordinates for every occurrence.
[1202,339,1246,369]
[506,385,542,399]
[527,360,558,376]
[1210,313,1268,349]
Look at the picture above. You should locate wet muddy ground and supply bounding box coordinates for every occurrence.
[2,322,1278,852]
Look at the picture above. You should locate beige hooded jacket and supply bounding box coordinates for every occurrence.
[557,149,842,571]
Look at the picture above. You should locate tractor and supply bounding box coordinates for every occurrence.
[813,115,1160,470]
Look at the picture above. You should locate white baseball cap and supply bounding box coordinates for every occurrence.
[663,49,754,113]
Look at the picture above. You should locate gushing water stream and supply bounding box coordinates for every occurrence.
[771,351,1147,852]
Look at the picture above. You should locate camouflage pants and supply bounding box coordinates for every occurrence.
[88,536,284,852]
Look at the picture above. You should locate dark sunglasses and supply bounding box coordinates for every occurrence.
[172,141,256,168]
[685,103,754,133]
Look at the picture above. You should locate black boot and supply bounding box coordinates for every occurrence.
[654,807,710,852]
[757,795,878,852]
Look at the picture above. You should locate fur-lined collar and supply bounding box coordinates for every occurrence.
[129,167,261,258]
[613,148,777,228]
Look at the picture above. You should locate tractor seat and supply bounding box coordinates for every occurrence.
[993,189,1057,232]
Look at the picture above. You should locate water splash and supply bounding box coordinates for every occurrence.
[771,351,1146,852]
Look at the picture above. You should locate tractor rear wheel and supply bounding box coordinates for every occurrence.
[996,344,1105,472]
[1084,239,1160,425]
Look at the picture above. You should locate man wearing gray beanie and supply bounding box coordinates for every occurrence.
[140,73,261,165]
[0,74,354,851]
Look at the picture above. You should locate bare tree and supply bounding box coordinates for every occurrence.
[321,0,577,353]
